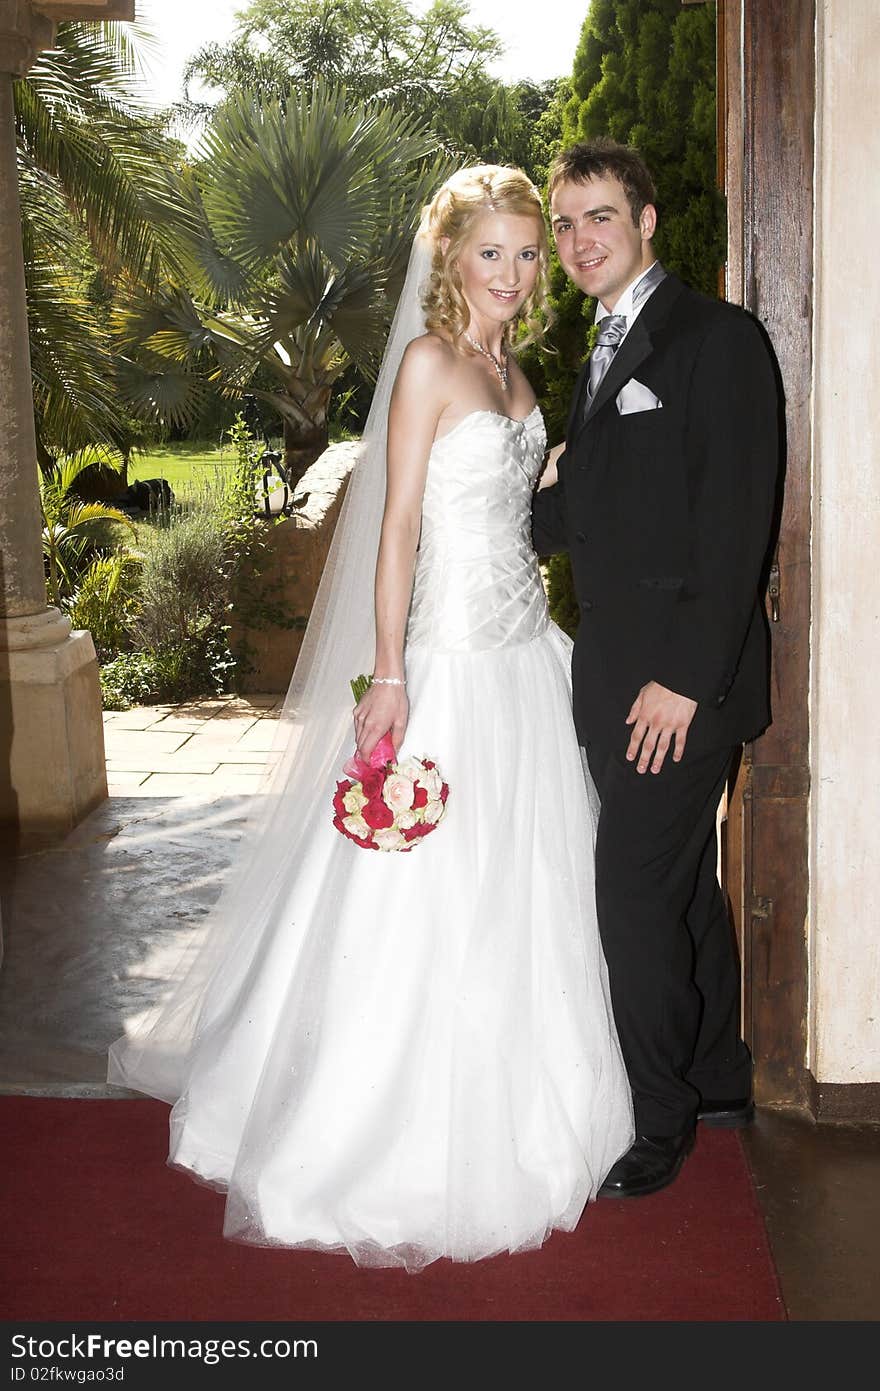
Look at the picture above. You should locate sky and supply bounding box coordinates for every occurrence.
[134,0,588,109]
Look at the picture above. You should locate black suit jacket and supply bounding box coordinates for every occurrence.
[532,273,780,756]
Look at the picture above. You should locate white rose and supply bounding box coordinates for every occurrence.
[420,768,443,800]
[373,826,407,851]
[396,809,418,830]
[343,812,370,839]
[423,798,444,824]
[394,756,423,785]
[382,773,415,813]
[343,785,367,814]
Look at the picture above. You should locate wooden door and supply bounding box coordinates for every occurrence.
[717,0,814,1107]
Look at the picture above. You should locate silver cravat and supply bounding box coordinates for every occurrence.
[585,261,668,405]
[587,314,628,399]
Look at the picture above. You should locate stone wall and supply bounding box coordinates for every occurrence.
[228,441,362,694]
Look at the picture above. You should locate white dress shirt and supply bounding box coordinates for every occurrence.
[595,260,660,343]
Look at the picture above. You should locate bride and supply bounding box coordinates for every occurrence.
[109,165,633,1272]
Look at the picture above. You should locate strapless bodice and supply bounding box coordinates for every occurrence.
[406,406,549,652]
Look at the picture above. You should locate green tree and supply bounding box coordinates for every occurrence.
[181,0,561,185]
[526,1,723,633]
[444,77,563,187]
[535,0,722,441]
[15,21,192,464]
[565,0,722,294]
[183,0,502,136]
[116,81,453,482]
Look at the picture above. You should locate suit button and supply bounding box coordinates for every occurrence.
[580,597,594,611]
[575,531,587,543]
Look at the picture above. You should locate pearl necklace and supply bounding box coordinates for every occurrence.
[463,331,509,392]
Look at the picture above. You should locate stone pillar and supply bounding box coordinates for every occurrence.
[0,2,107,834]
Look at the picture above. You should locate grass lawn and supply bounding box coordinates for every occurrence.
[128,441,236,498]
[128,429,356,505]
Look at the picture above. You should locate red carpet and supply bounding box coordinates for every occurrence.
[0,1098,784,1321]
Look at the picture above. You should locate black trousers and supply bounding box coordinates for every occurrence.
[585,737,753,1136]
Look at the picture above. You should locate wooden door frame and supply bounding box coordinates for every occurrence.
[717,0,814,1108]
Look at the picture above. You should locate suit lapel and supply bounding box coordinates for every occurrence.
[565,360,590,445]
[570,273,686,444]
[582,316,652,427]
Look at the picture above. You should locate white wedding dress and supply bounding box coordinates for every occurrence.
[109,405,633,1271]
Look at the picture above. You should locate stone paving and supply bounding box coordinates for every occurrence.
[0,695,282,1094]
[103,693,282,799]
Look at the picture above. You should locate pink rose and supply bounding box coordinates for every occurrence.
[383,773,415,814]
[373,826,407,852]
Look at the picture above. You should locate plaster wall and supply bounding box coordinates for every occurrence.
[810,0,880,1080]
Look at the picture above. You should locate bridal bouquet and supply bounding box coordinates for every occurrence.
[333,677,449,852]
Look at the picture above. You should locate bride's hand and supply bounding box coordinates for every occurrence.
[353,683,409,761]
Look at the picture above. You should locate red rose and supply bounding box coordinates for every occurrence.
[361,769,384,801]
[440,783,449,804]
[362,796,394,830]
[412,784,428,809]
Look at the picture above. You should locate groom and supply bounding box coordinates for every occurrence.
[533,139,779,1197]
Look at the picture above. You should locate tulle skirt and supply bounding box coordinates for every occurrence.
[109,623,633,1271]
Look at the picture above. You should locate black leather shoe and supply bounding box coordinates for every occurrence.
[696,1097,755,1128]
[597,1131,695,1199]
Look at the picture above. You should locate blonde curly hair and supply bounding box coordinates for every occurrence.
[419,165,551,351]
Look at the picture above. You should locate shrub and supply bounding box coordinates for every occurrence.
[99,650,161,710]
[97,415,296,706]
[68,551,143,660]
[130,498,227,651]
[219,416,298,669]
[100,625,235,710]
[40,453,134,609]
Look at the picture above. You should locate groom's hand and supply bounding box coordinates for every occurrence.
[625,682,698,774]
[536,442,565,491]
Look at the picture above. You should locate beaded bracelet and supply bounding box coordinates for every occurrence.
[370,676,406,686]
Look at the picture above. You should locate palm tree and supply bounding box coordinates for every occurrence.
[15,21,192,464]
[116,80,455,482]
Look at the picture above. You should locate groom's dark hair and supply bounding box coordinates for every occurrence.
[548,138,657,229]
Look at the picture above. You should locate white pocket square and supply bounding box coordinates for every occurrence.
[616,378,663,414]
